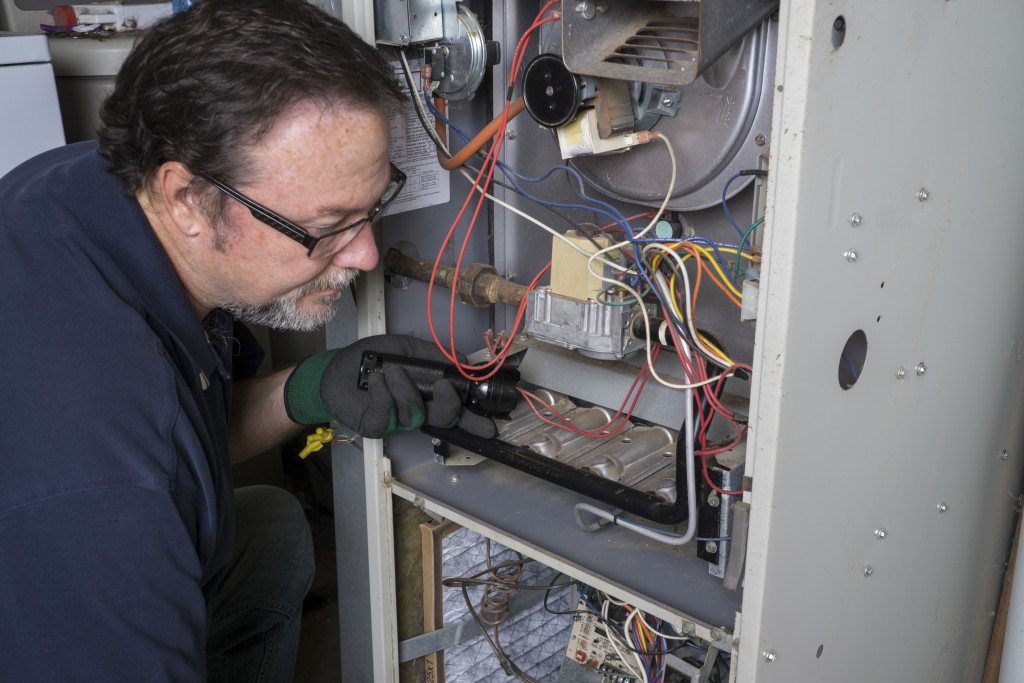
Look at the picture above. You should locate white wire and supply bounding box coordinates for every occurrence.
[459,168,631,273]
[634,611,691,641]
[583,248,727,389]
[574,375,697,546]
[602,598,648,683]
[398,51,451,157]
[646,245,732,368]
[633,134,677,239]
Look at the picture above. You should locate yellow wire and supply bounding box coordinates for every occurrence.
[687,244,742,298]
[667,271,736,366]
[715,245,761,263]
[655,244,743,300]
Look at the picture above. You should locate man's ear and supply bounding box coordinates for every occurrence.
[153,161,205,238]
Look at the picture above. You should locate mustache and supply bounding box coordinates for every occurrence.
[293,268,358,298]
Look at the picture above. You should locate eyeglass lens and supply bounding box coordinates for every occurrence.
[306,174,404,259]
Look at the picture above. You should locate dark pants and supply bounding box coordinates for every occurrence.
[206,486,315,683]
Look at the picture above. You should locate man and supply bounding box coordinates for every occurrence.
[0,0,487,679]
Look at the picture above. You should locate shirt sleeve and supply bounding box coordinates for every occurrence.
[0,487,209,681]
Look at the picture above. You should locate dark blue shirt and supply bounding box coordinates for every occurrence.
[0,142,238,679]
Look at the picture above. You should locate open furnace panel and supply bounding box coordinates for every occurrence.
[329,1,1024,681]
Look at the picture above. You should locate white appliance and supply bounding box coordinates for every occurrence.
[0,32,64,178]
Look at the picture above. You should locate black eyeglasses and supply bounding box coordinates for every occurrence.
[199,162,406,259]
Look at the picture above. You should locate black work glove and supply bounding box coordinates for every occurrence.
[283,334,496,439]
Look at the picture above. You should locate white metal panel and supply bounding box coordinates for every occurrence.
[0,60,64,178]
[742,1,1024,681]
[0,32,50,64]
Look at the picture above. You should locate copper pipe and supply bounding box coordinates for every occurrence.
[384,249,527,308]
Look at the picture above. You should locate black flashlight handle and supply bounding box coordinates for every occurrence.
[357,351,520,417]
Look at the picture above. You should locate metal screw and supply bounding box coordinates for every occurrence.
[431,438,441,446]
[849,213,863,227]
[762,650,777,663]
[754,133,766,146]
[450,474,460,484]
[863,565,873,577]
[896,367,907,380]
[707,493,720,508]
[661,96,674,106]
[916,362,927,376]
[575,0,595,19]
[875,528,887,539]
[399,33,409,44]
[844,249,859,263]
[482,350,492,360]
[681,622,696,636]
[382,472,392,488]
[711,629,724,642]
[505,129,517,140]
[937,502,948,512]
[917,187,930,202]
[1002,450,1010,461]
[706,541,719,554]
[505,272,517,281]
[518,333,529,342]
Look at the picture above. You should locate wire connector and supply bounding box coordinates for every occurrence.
[297,427,333,459]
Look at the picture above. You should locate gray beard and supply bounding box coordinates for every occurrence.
[222,268,359,331]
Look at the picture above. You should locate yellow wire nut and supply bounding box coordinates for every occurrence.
[297,427,334,459]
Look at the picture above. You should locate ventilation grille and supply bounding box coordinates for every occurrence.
[562,7,702,88]
[603,17,700,75]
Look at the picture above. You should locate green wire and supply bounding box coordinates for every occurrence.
[733,217,765,282]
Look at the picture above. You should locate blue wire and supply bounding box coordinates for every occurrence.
[425,94,637,232]
[721,173,746,238]
[842,353,859,380]
[685,236,740,284]
[425,92,684,317]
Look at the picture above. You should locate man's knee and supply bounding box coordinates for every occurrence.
[233,486,315,605]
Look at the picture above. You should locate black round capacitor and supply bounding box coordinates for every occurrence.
[522,53,582,128]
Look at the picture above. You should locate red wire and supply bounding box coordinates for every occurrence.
[701,451,744,497]
[516,346,660,438]
[426,3,560,379]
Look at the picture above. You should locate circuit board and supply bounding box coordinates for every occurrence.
[564,609,636,682]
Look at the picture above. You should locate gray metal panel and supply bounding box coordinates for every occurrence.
[387,446,743,630]
[740,1,1024,681]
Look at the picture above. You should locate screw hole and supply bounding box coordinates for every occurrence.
[816,644,824,659]
[839,329,868,390]
[880,281,885,289]
[831,15,846,48]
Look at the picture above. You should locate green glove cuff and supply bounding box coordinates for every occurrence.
[284,349,340,425]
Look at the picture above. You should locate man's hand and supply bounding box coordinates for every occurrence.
[283,334,496,439]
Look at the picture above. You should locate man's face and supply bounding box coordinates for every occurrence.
[209,102,392,331]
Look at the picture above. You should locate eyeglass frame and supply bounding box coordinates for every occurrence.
[198,162,406,258]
